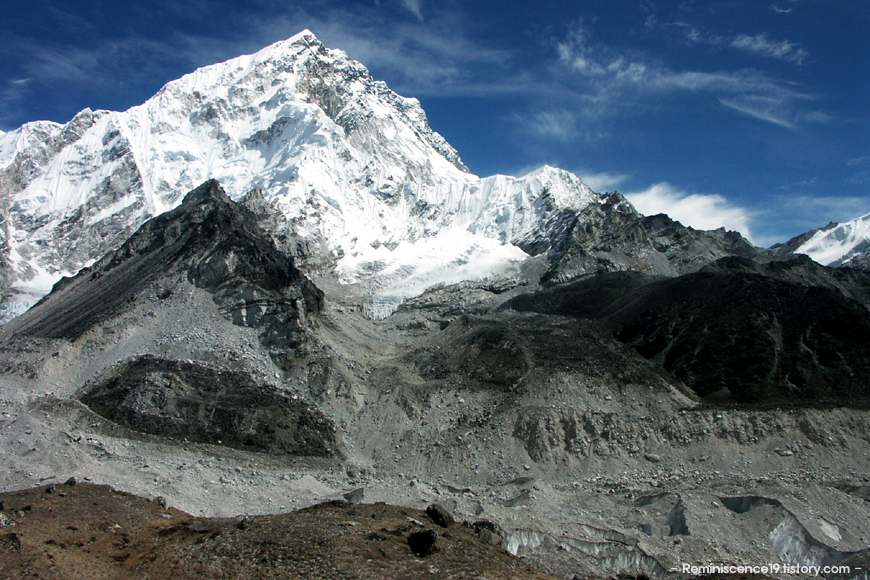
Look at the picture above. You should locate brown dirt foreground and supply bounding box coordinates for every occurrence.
[0,482,775,580]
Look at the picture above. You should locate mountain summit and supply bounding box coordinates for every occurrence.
[0,30,613,320]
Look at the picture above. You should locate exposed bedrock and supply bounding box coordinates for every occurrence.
[79,356,343,457]
[507,261,870,406]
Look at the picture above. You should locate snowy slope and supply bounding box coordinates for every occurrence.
[794,212,870,267]
[0,30,604,320]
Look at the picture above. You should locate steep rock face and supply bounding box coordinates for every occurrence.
[541,194,758,284]
[4,180,322,355]
[701,254,870,310]
[1,179,333,458]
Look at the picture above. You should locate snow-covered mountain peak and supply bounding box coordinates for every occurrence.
[143,29,467,174]
[0,30,602,321]
[521,165,596,208]
[0,120,63,171]
[794,211,870,267]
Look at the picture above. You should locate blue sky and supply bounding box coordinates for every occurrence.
[1,0,868,245]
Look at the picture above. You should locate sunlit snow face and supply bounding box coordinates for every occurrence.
[336,227,529,317]
[794,213,870,267]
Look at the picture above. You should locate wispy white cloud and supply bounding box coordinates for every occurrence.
[625,182,755,240]
[778,194,870,218]
[44,5,95,35]
[399,0,424,20]
[719,96,796,129]
[554,21,813,129]
[0,78,33,128]
[730,33,807,64]
[575,170,630,192]
[648,19,807,64]
[799,111,832,124]
[509,105,618,144]
[846,157,870,184]
[514,110,579,141]
[771,5,794,14]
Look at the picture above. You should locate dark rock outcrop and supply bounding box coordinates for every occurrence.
[508,257,870,406]
[472,520,505,546]
[5,180,323,353]
[80,356,342,457]
[540,193,758,285]
[425,504,454,528]
[343,488,365,504]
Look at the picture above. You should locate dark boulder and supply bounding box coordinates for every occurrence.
[408,529,438,557]
[425,504,455,528]
[472,520,505,545]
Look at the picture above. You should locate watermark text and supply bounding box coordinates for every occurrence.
[679,563,861,576]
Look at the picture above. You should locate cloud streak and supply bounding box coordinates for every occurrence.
[509,108,614,144]
[730,33,807,64]
[399,0,424,20]
[553,21,812,129]
[0,78,33,128]
[575,170,630,192]
[719,96,797,129]
[647,17,808,64]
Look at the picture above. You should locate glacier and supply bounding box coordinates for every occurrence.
[0,29,603,321]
